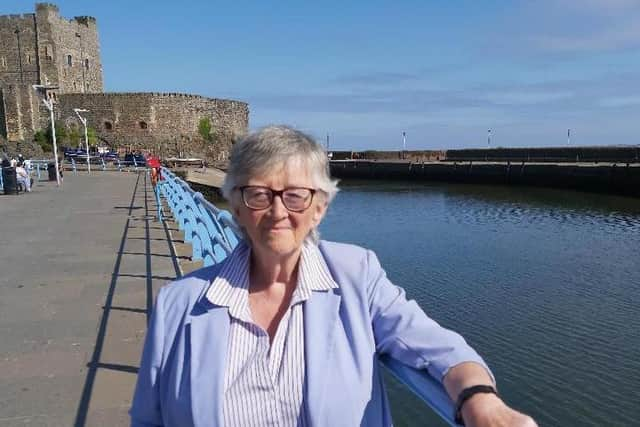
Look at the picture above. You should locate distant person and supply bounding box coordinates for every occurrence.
[16,161,31,192]
[147,156,162,188]
[131,126,537,427]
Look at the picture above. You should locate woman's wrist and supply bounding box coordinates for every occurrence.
[459,392,505,426]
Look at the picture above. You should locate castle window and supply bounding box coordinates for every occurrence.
[104,121,113,131]
[67,55,72,66]
[44,46,52,60]
[27,54,32,64]
[1,57,5,68]
[139,121,148,130]
[85,58,89,69]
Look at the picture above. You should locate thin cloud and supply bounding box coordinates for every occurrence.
[490,0,640,55]
[533,20,640,52]
[331,72,421,86]
[599,96,640,108]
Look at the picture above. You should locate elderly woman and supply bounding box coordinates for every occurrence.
[131,126,536,427]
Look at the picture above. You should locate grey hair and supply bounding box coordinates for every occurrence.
[222,125,339,244]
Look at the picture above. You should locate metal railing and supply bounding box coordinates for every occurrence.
[155,166,461,426]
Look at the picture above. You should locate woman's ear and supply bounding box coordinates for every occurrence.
[311,200,328,226]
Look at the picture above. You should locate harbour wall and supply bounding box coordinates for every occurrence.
[330,146,640,163]
[330,161,640,197]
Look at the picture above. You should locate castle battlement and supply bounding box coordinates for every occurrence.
[57,91,248,105]
[35,3,59,12]
[72,16,97,26]
[0,13,36,21]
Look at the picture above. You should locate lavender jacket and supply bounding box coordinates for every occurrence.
[130,240,489,426]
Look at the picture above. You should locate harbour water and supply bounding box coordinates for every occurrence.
[319,180,640,426]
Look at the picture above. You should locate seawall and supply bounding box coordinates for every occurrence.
[329,160,640,198]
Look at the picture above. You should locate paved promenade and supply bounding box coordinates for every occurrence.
[0,172,183,426]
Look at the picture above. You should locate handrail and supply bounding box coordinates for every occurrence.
[154,166,461,426]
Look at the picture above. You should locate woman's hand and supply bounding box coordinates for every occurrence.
[443,363,538,427]
[461,393,538,427]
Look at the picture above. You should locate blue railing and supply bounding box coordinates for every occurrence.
[155,166,461,426]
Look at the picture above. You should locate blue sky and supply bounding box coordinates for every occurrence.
[9,0,640,150]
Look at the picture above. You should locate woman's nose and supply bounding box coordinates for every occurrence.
[269,193,289,217]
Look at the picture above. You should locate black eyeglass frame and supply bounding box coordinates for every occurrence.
[237,185,317,212]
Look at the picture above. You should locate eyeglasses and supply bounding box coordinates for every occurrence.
[238,186,317,212]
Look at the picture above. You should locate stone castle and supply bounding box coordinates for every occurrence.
[0,3,249,160]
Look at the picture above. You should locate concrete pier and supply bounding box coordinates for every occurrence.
[330,160,640,197]
[0,172,185,426]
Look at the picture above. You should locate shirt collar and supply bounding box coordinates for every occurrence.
[205,241,339,321]
[205,241,252,322]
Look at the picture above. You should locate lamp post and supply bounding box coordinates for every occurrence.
[487,129,492,148]
[402,131,406,159]
[32,84,61,186]
[74,108,90,173]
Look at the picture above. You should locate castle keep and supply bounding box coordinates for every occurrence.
[0,3,248,159]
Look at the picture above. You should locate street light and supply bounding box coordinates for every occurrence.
[32,84,61,186]
[402,131,406,160]
[74,108,90,173]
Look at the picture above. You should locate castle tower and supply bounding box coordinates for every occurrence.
[0,3,104,141]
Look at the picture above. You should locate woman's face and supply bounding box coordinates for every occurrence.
[233,160,327,258]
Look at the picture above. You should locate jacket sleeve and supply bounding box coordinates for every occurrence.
[130,287,166,427]
[366,249,494,383]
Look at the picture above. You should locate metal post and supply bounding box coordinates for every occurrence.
[74,108,90,173]
[156,183,163,221]
[402,131,406,160]
[33,85,61,186]
[49,102,61,185]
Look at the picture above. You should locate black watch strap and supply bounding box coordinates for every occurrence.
[454,384,498,426]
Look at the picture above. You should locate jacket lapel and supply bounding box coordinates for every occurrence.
[304,289,342,426]
[189,298,230,427]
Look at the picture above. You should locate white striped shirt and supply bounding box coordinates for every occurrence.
[206,241,338,427]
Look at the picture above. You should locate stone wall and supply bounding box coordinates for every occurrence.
[0,84,41,141]
[444,147,640,163]
[0,3,104,142]
[35,3,103,93]
[330,160,640,197]
[330,149,445,162]
[55,92,249,161]
[0,12,40,87]
[0,12,41,140]
[0,89,6,138]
